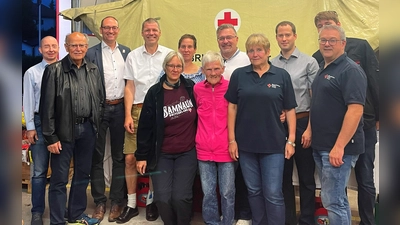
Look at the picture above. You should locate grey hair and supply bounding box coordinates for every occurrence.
[64,32,90,44]
[319,25,346,41]
[201,51,224,68]
[162,51,185,71]
[216,23,237,36]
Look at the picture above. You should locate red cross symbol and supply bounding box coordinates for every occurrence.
[218,12,238,26]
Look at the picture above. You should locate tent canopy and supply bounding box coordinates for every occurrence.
[60,0,379,59]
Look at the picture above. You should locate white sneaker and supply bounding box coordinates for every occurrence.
[236,219,252,225]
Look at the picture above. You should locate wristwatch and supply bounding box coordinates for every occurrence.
[286,140,296,147]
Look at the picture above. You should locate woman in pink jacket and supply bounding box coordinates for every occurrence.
[194,51,235,225]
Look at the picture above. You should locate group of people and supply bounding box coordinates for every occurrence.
[23,10,378,225]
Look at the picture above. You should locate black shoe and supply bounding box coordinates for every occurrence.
[146,203,159,221]
[31,213,43,225]
[115,206,139,223]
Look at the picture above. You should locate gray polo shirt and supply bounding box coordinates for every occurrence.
[271,47,319,113]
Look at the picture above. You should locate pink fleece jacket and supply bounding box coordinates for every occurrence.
[194,77,233,162]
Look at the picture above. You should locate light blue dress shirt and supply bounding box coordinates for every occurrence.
[23,60,48,130]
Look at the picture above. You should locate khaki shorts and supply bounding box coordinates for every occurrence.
[123,104,142,154]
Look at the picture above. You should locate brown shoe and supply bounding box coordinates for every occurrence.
[92,202,106,222]
[108,204,123,222]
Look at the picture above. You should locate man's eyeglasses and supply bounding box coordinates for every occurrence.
[318,39,342,45]
[166,64,183,70]
[66,44,88,49]
[101,26,119,31]
[217,35,237,42]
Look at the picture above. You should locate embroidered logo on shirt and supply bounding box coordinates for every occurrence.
[324,74,335,80]
[267,83,281,88]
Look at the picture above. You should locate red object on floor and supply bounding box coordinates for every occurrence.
[315,196,329,224]
[137,176,149,207]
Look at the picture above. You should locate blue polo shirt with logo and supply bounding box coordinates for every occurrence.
[310,53,367,155]
[225,63,297,154]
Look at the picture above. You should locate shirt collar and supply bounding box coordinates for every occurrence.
[67,55,87,69]
[321,52,347,68]
[278,47,300,60]
[203,75,225,87]
[40,59,49,68]
[101,40,119,50]
[223,48,240,62]
[140,44,162,55]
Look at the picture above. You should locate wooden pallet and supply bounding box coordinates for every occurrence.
[22,178,31,193]
[22,162,31,193]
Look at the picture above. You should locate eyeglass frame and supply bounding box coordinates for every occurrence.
[217,35,237,42]
[101,26,119,31]
[66,44,88,49]
[318,38,343,46]
[166,64,183,70]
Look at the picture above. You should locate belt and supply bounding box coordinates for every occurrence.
[296,111,309,119]
[75,117,88,124]
[105,98,124,105]
[133,103,143,108]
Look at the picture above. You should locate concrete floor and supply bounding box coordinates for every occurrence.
[22,184,361,225]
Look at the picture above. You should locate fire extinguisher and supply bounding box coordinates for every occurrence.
[315,194,329,225]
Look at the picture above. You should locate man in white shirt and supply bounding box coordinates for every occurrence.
[117,18,172,223]
[86,16,130,223]
[216,24,252,225]
[217,23,250,80]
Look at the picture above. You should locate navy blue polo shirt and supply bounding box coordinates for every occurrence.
[225,63,297,154]
[310,53,367,155]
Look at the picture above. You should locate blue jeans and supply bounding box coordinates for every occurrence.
[31,114,50,214]
[152,148,198,225]
[355,127,377,225]
[198,161,235,225]
[313,150,359,225]
[91,103,125,205]
[239,151,285,225]
[49,121,95,225]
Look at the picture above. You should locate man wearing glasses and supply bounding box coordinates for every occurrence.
[216,23,252,225]
[313,11,379,225]
[310,25,367,225]
[86,16,131,223]
[40,32,105,225]
[119,18,172,223]
[216,23,250,81]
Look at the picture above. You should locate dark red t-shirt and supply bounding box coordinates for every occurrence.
[162,85,196,154]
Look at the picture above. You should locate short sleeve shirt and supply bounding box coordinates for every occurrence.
[224,63,297,153]
[310,53,367,155]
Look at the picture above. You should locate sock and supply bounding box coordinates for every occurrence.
[127,193,136,208]
[146,190,154,205]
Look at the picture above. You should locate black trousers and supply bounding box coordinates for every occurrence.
[153,148,198,225]
[234,163,252,220]
[283,116,316,225]
[90,103,126,205]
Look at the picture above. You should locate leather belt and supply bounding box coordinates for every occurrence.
[133,103,143,108]
[75,117,88,124]
[105,98,124,105]
[296,111,309,119]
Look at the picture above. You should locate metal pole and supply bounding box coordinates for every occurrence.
[38,0,42,49]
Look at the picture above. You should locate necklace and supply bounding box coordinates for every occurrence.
[164,79,181,89]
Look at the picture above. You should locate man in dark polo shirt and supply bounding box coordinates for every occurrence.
[310,25,367,225]
[312,11,379,225]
